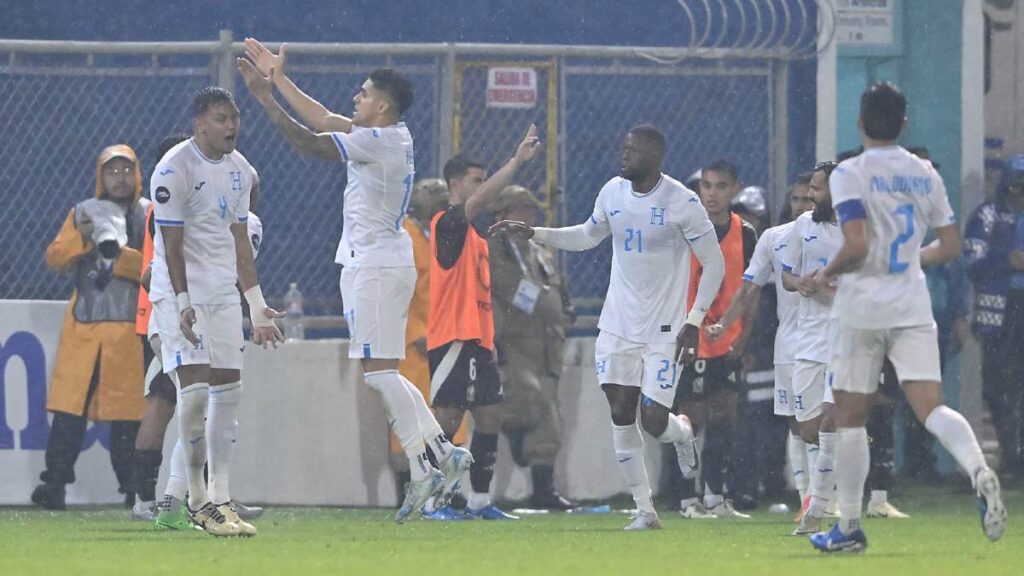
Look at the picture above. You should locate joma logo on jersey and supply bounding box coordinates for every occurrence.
[650,207,666,226]
[230,171,243,192]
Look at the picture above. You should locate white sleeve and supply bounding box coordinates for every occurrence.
[688,230,725,323]
[678,193,715,242]
[151,162,189,227]
[247,213,263,261]
[743,229,773,286]
[329,127,383,163]
[532,184,611,251]
[781,219,803,275]
[830,164,868,224]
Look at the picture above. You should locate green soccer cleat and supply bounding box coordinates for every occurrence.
[154,495,194,531]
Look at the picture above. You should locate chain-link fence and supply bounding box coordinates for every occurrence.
[0,36,803,316]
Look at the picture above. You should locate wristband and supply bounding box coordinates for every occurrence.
[176,291,192,312]
[684,307,707,328]
[243,285,268,313]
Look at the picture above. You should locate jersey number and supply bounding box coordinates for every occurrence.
[888,204,915,274]
[655,359,675,390]
[468,357,477,381]
[624,228,643,253]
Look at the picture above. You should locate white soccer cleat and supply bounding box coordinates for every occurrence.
[396,468,444,523]
[437,447,474,508]
[792,511,822,535]
[131,499,156,521]
[679,501,717,519]
[624,510,662,530]
[975,466,1007,542]
[708,500,752,519]
[866,499,910,519]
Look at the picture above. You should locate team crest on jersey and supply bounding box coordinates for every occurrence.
[155,186,170,204]
[650,207,666,225]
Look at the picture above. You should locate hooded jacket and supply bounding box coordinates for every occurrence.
[963,154,1023,336]
[43,144,148,420]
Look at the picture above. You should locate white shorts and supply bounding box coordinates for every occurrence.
[152,299,244,372]
[792,359,833,422]
[773,363,795,417]
[828,321,942,395]
[594,331,679,409]
[340,266,415,360]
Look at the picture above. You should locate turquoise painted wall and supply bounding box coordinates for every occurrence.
[835,0,965,475]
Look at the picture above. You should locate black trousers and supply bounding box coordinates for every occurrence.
[981,292,1024,474]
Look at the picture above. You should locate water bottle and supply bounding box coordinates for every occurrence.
[283,282,305,341]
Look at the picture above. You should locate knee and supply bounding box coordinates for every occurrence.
[798,421,819,445]
[640,404,669,437]
[608,401,636,427]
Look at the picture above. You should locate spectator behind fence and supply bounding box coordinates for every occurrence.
[489,185,578,510]
[964,153,1024,479]
[389,178,469,500]
[32,145,149,510]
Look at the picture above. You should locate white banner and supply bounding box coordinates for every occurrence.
[1,300,661,506]
[486,67,538,109]
[836,0,895,47]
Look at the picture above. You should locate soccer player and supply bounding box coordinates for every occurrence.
[149,87,284,537]
[491,125,723,530]
[710,173,815,515]
[779,161,842,536]
[238,40,473,523]
[675,161,758,519]
[426,131,540,521]
[809,83,1006,552]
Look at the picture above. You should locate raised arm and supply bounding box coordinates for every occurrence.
[238,58,341,162]
[464,125,540,221]
[245,38,353,134]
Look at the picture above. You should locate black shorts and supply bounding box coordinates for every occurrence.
[428,340,503,410]
[142,335,177,403]
[677,355,741,403]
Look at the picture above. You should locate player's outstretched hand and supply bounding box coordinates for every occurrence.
[237,58,275,104]
[251,307,286,349]
[179,308,199,346]
[675,324,699,366]
[514,124,541,164]
[244,38,286,78]
[489,220,535,239]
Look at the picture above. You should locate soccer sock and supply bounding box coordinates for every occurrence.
[835,427,869,535]
[869,489,888,505]
[867,401,896,493]
[924,405,987,483]
[177,383,210,510]
[133,449,163,503]
[612,423,654,513]
[809,431,836,517]
[165,438,188,500]
[656,413,694,444]
[364,370,429,481]
[805,441,820,491]
[206,382,241,505]
[787,432,809,500]
[701,421,731,498]
[469,432,498,507]
[398,374,454,462]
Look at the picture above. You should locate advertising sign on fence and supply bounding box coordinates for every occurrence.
[486,67,537,109]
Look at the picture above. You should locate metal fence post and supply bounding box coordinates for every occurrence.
[771,60,790,219]
[437,48,456,169]
[216,29,235,92]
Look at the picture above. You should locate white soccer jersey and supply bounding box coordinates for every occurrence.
[247,211,263,261]
[782,212,842,363]
[830,146,955,329]
[743,221,800,365]
[150,139,254,306]
[329,124,415,268]
[542,175,714,344]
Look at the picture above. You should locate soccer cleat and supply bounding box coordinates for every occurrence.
[233,501,264,520]
[154,495,193,530]
[679,502,717,519]
[624,510,662,530]
[708,500,751,519]
[30,483,66,511]
[866,500,910,519]
[792,512,822,535]
[396,469,444,523]
[794,494,811,523]
[436,447,474,508]
[674,419,699,480]
[189,502,241,537]
[825,498,840,518]
[422,505,472,521]
[975,466,1007,542]
[219,502,257,537]
[131,499,157,521]
[810,523,868,553]
[467,504,520,520]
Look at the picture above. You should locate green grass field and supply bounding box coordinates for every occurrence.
[1,486,1019,576]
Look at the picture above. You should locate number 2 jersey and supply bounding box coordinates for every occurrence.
[829,146,956,329]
